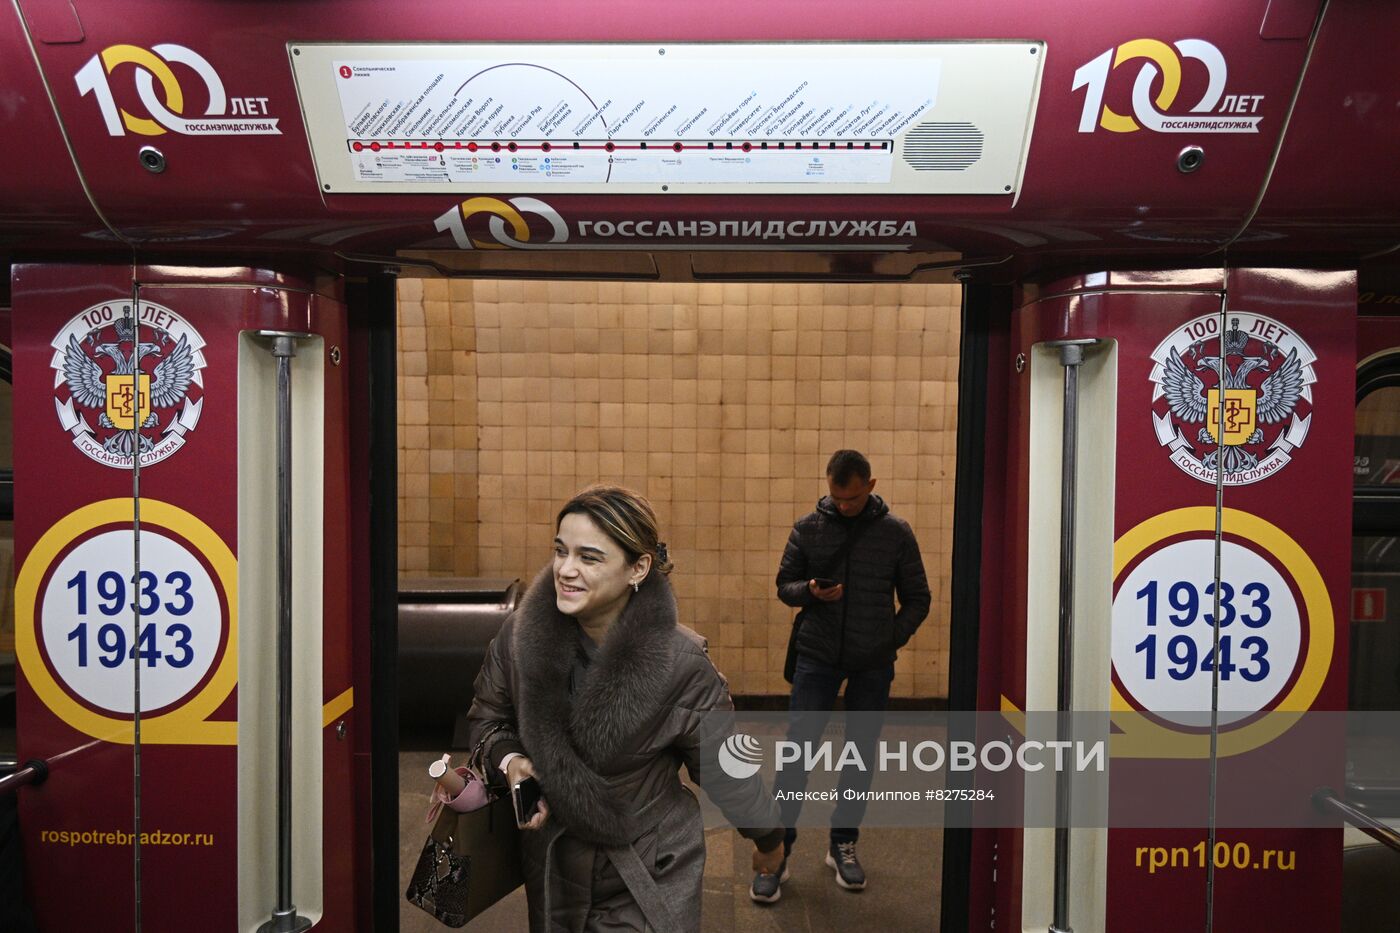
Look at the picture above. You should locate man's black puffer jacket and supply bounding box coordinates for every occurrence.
[775,494,931,671]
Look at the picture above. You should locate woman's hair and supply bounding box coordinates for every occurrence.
[556,484,674,576]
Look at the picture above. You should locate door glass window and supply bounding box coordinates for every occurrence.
[1355,386,1400,488]
[1353,386,1400,710]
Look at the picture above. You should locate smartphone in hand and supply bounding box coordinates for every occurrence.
[512,777,543,828]
[812,578,839,589]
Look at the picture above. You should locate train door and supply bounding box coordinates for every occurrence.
[387,268,964,930]
[1344,305,1400,930]
[1,299,25,931]
[960,269,1357,932]
[6,264,371,932]
[1353,310,1400,713]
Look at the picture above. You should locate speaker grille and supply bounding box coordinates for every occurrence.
[902,122,984,171]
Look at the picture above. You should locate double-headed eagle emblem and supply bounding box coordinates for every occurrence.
[1159,318,1305,474]
[53,308,204,465]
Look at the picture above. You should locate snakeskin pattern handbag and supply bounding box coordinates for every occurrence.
[405,797,523,926]
[405,727,524,926]
[405,804,475,926]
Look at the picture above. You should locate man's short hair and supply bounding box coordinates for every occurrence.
[826,449,871,485]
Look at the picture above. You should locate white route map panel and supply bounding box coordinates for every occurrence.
[289,42,1043,195]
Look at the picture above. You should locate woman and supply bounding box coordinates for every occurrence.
[466,485,785,932]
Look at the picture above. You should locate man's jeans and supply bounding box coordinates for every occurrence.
[775,653,894,853]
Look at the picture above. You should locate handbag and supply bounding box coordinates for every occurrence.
[783,518,872,683]
[783,612,804,684]
[405,727,526,927]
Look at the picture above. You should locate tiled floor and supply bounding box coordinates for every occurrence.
[399,753,943,932]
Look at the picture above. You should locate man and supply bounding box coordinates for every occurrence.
[751,449,930,903]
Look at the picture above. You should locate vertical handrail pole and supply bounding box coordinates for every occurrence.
[1047,339,1094,933]
[275,336,295,921]
[260,335,311,933]
[128,291,145,933]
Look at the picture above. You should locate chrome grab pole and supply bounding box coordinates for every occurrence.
[259,334,312,933]
[0,758,49,795]
[1313,789,1400,854]
[1045,339,1096,933]
[0,741,99,796]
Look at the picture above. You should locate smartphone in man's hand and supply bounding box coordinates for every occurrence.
[513,777,543,828]
[812,578,839,589]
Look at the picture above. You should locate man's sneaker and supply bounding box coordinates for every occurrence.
[749,859,790,904]
[825,841,866,890]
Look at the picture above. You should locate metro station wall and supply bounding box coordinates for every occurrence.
[396,277,959,697]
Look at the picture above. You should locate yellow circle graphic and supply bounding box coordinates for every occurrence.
[1101,38,1183,134]
[458,196,529,250]
[101,45,184,137]
[16,499,237,745]
[1110,507,1333,758]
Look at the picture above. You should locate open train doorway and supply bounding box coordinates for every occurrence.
[388,271,966,931]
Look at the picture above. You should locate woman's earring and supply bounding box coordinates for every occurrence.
[631,580,640,593]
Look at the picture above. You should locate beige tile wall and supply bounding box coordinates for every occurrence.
[398,277,960,697]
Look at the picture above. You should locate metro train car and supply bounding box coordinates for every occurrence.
[1,0,1398,930]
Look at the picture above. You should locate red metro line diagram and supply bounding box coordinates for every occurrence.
[292,42,1042,195]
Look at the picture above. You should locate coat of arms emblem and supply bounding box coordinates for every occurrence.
[50,302,206,469]
[1149,312,1315,486]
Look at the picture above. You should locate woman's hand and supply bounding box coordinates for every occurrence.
[752,842,785,876]
[503,753,534,788]
[504,755,550,831]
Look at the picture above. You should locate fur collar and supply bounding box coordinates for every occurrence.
[512,565,679,845]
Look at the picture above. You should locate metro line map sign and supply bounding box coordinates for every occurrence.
[290,42,1044,195]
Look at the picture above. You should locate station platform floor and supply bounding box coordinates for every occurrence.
[399,754,943,932]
